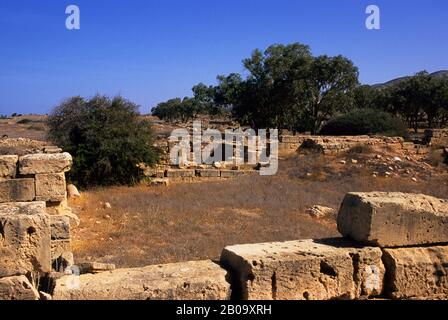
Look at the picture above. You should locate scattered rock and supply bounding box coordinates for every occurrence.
[103,202,112,209]
[306,205,335,219]
[39,291,53,300]
[78,262,116,274]
[67,184,81,198]
[0,276,40,300]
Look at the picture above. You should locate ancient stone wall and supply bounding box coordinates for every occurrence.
[0,150,75,300]
[279,135,405,155]
[2,150,448,300]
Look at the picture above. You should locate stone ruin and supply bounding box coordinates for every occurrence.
[277,130,448,157]
[0,150,76,300]
[2,145,448,300]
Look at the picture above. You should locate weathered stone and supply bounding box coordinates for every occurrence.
[46,200,80,228]
[53,260,230,300]
[220,170,243,178]
[165,169,195,179]
[220,239,384,300]
[51,240,73,272]
[0,202,51,277]
[19,153,72,175]
[0,178,35,202]
[382,246,448,299]
[43,146,63,154]
[0,275,39,300]
[148,178,170,187]
[337,192,448,247]
[66,184,81,198]
[35,173,66,202]
[51,239,71,260]
[196,169,220,178]
[50,215,70,240]
[78,262,116,274]
[306,205,336,219]
[0,155,18,179]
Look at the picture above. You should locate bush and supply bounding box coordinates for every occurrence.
[319,109,408,137]
[17,118,33,124]
[47,95,159,188]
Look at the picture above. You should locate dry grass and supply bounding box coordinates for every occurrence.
[71,152,448,268]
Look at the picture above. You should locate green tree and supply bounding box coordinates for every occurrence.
[48,95,159,188]
[232,43,359,134]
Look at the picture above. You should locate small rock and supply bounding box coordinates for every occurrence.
[306,205,336,219]
[393,157,402,162]
[351,159,358,164]
[103,202,112,209]
[411,177,418,182]
[339,160,347,165]
[375,155,382,159]
[39,291,53,300]
[67,184,81,198]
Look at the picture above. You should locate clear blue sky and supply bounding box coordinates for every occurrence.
[0,0,447,115]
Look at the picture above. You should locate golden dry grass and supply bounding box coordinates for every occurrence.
[71,152,448,268]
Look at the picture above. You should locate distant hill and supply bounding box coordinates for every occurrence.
[373,70,448,88]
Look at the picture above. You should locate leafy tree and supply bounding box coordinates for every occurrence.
[231,43,359,134]
[48,95,159,188]
[302,55,359,134]
[320,108,408,137]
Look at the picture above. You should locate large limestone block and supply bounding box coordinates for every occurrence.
[19,153,72,175]
[196,169,220,178]
[383,246,448,299]
[0,178,35,203]
[53,260,230,300]
[0,155,18,179]
[0,202,51,277]
[50,215,70,240]
[220,239,384,300]
[166,169,195,178]
[35,173,66,202]
[0,275,39,300]
[337,192,448,247]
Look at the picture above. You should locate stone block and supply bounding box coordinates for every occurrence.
[0,202,51,277]
[220,239,384,300]
[0,275,39,300]
[35,173,66,202]
[337,192,448,247]
[53,260,230,300]
[196,169,220,178]
[0,155,18,179]
[382,246,448,299]
[19,153,72,175]
[165,169,195,179]
[50,215,70,240]
[0,178,35,202]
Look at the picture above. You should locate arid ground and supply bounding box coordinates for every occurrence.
[2,115,448,268]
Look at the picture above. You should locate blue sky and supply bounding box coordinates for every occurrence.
[0,0,447,115]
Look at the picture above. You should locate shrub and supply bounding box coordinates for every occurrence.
[47,95,159,188]
[319,109,408,138]
[17,118,33,124]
